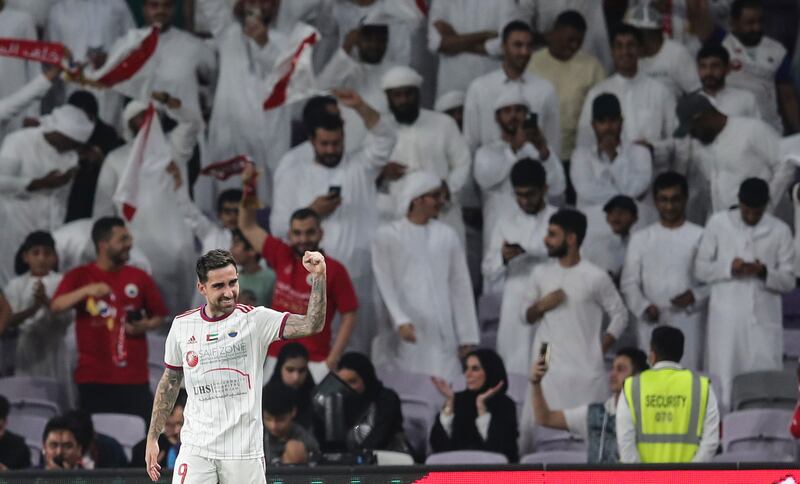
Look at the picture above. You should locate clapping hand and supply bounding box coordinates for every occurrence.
[476,380,504,415]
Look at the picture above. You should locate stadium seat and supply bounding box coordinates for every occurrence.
[520,450,587,464]
[91,413,147,461]
[27,441,42,467]
[731,370,797,411]
[7,415,49,445]
[425,450,509,465]
[8,398,60,419]
[400,396,435,458]
[0,376,68,410]
[712,450,793,463]
[783,328,800,360]
[533,425,587,452]
[376,367,446,409]
[722,408,796,460]
[374,450,415,465]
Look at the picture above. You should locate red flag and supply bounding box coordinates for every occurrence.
[113,104,172,221]
[200,155,253,181]
[263,24,319,110]
[79,27,159,97]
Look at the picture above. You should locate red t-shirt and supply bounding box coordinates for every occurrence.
[53,263,168,385]
[262,235,358,361]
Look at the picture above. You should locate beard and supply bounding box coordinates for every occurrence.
[737,30,763,47]
[390,103,420,125]
[315,152,343,167]
[108,249,130,266]
[701,75,724,91]
[546,240,568,258]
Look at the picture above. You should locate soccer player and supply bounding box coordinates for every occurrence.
[144,249,327,483]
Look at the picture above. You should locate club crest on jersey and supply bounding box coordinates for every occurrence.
[228,331,238,338]
[124,283,139,298]
[185,351,199,368]
[206,332,220,343]
[187,335,197,345]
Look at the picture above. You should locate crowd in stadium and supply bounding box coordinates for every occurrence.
[1,0,800,472]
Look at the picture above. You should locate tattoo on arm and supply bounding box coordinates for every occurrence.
[147,368,184,441]
[283,273,327,338]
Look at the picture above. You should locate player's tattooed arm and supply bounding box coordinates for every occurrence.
[283,251,327,338]
[147,368,184,441]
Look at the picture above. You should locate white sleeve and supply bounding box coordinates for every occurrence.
[481,222,507,282]
[608,145,652,199]
[538,148,566,198]
[269,154,297,240]
[575,89,597,149]
[93,156,121,218]
[615,390,640,463]
[562,404,589,441]
[443,120,472,195]
[765,223,796,294]
[426,1,446,53]
[448,235,480,346]
[438,412,454,437]
[317,48,361,91]
[0,75,51,124]
[251,306,290,346]
[694,218,734,284]
[371,231,412,328]
[473,146,509,191]
[356,118,397,174]
[596,271,628,339]
[164,320,184,369]
[475,413,492,441]
[519,267,543,323]
[692,383,720,462]
[540,84,562,160]
[570,149,615,206]
[0,154,30,197]
[463,82,483,153]
[620,234,652,319]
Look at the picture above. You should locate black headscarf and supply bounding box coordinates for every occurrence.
[337,352,384,402]
[453,349,509,424]
[267,343,315,416]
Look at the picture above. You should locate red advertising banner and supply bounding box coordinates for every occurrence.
[414,470,799,484]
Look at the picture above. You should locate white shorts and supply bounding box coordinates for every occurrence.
[172,452,266,484]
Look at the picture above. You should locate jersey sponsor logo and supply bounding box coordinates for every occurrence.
[187,335,197,345]
[192,368,252,400]
[206,332,219,342]
[185,350,199,368]
[124,283,139,298]
[197,341,248,364]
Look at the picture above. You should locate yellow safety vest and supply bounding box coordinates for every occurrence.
[623,367,709,463]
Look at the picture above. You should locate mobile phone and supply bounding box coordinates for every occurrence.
[523,112,538,130]
[539,342,550,365]
[126,309,144,323]
[329,186,342,197]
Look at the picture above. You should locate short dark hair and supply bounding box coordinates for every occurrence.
[616,347,650,375]
[697,43,730,65]
[91,217,126,249]
[510,158,547,188]
[68,90,99,119]
[554,10,587,33]
[612,24,643,45]
[652,171,688,197]
[502,20,532,44]
[196,249,237,283]
[303,96,338,135]
[262,382,297,416]
[603,195,638,216]
[15,230,57,275]
[738,177,770,208]
[310,113,344,136]
[731,0,762,20]
[62,409,94,451]
[651,326,685,363]
[290,208,322,225]
[216,189,242,213]
[42,416,78,445]
[549,209,588,246]
[0,395,8,420]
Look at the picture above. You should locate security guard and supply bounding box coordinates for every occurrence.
[616,327,720,462]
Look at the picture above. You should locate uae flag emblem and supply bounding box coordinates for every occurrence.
[206,333,219,342]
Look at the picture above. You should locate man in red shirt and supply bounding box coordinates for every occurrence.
[52,217,168,422]
[239,169,358,384]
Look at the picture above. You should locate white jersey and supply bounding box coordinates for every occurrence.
[164,304,288,460]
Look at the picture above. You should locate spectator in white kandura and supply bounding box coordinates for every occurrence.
[527,10,606,161]
[427,0,522,97]
[531,347,649,463]
[518,209,628,453]
[0,65,61,135]
[464,20,561,158]
[372,171,479,381]
[3,231,71,381]
[621,172,708,371]
[434,91,466,132]
[623,2,701,98]
[379,65,471,245]
[695,177,795,410]
[696,43,761,118]
[474,87,566,258]
[0,105,95,287]
[576,25,676,172]
[0,3,38,135]
[582,195,639,285]
[673,92,792,214]
[481,159,556,375]
[690,0,800,134]
[571,93,652,238]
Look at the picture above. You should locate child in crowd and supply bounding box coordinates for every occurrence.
[230,229,275,306]
[262,383,319,466]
